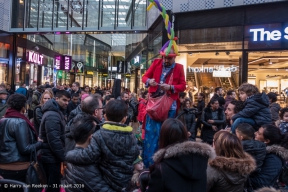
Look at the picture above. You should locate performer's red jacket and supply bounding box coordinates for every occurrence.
[142,58,186,101]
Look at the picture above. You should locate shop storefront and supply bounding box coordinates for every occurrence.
[0,38,9,84]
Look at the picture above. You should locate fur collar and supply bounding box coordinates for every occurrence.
[153,141,216,163]
[266,145,288,161]
[209,153,256,175]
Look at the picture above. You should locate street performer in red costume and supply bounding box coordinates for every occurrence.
[142,47,186,167]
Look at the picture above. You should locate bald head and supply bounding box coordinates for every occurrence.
[81,94,102,115]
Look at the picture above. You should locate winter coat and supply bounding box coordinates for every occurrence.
[232,93,272,127]
[66,101,79,117]
[15,87,27,97]
[224,96,235,110]
[250,145,288,190]
[64,147,115,192]
[65,112,101,153]
[0,102,7,118]
[201,107,225,144]
[129,98,138,122]
[137,98,147,122]
[195,99,205,118]
[68,104,82,122]
[242,140,266,175]
[0,117,42,163]
[40,99,66,163]
[207,153,256,192]
[65,122,139,191]
[31,90,41,110]
[33,106,43,134]
[147,141,216,192]
[279,121,288,134]
[269,102,281,122]
[176,108,197,140]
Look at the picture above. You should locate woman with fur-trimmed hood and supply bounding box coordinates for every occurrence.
[207,131,256,192]
[251,124,288,190]
[146,119,216,192]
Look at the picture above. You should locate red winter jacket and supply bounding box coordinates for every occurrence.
[137,98,147,122]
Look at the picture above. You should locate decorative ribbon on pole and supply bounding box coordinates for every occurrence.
[147,0,179,57]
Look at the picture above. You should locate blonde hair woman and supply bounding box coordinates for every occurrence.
[34,90,53,133]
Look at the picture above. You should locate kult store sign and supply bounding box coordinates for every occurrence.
[54,55,72,70]
[188,65,238,73]
[249,27,288,41]
[27,51,44,65]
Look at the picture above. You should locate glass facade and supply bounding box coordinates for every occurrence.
[11,0,147,31]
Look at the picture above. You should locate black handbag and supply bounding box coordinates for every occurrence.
[25,149,47,191]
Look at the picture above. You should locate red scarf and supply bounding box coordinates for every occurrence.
[4,108,38,139]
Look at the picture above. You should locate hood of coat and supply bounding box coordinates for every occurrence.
[242,140,266,160]
[266,145,288,161]
[249,93,269,107]
[153,141,216,162]
[153,141,215,180]
[41,99,60,113]
[209,153,256,184]
[269,102,281,110]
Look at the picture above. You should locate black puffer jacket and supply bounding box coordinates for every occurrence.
[0,118,42,163]
[269,102,281,122]
[33,106,43,134]
[147,141,215,192]
[242,140,266,175]
[65,122,139,191]
[176,108,197,140]
[232,93,272,127]
[68,104,82,122]
[64,147,115,192]
[40,99,66,163]
[65,112,102,153]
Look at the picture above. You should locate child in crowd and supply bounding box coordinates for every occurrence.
[277,107,288,134]
[235,123,266,175]
[130,156,144,191]
[137,170,150,192]
[231,83,272,133]
[65,100,139,191]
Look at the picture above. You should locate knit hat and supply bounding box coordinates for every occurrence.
[0,90,8,95]
[133,156,143,165]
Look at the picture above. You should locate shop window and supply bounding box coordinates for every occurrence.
[0,43,9,58]
[0,62,8,84]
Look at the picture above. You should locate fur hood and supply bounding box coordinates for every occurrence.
[266,145,288,161]
[209,152,256,175]
[153,141,215,163]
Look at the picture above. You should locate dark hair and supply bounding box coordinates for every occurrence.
[230,100,245,114]
[280,107,288,119]
[198,92,205,99]
[215,87,222,93]
[236,123,255,140]
[81,95,101,115]
[105,100,127,122]
[84,85,90,90]
[73,82,80,87]
[71,93,79,98]
[213,131,246,158]
[141,91,148,98]
[138,170,150,192]
[210,98,219,105]
[71,114,96,144]
[55,90,71,99]
[7,94,27,111]
[262,124,288,148]
[267,92,277,103]
[182,98,191,107]
[179,92,186,99]
[104,95,114,102]
[121,92,128,98]
[238,83,260,96]
[159,119,188,149]
[217,97,225,106]
[227,90,235,96]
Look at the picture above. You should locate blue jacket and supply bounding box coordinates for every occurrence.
[232,93,272,127]
[250,145,288,189]
[15,87,27,97]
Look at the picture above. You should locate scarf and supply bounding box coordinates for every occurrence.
[5,108,38,139]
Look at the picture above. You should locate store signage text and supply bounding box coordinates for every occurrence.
[55,55,72,70]
[87,71,93,75]
[188,65,238,73]
[55,56,61,70]
[28,51,43,65]
[249,27,288,41]
[213,71,231,78]
[64,56,72,70]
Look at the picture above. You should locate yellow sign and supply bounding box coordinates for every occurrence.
[87,71,94,75]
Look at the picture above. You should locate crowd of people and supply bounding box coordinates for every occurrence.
[0,50,288,192]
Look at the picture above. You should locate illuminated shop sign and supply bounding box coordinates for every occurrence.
[54,55,72,70]
[249,27,288,41]
[213,71,231,77]
[87,71,94,75]
[188,65,238,73]
[27,51,44,65]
